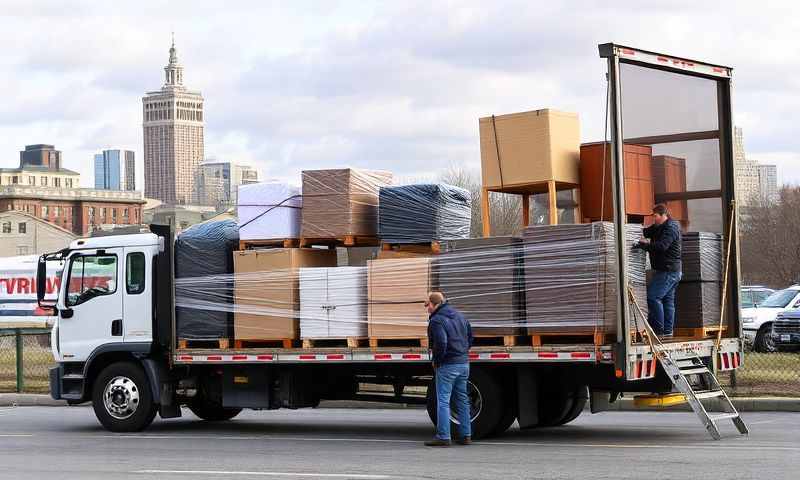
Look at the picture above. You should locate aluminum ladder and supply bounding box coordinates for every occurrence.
[629,288,749,440]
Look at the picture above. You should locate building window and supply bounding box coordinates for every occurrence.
[18,222,26,234]
[66,179,72,188]
[41,206,48,218]
[54,178,61,187]
[112,208,117,224]
[12,176,18,184]
[2,222,10,233]
[17,246,29,255]
[41,177,47,186]
[28,176,35,185]
[100,207,106,221]
[54,206,60,217]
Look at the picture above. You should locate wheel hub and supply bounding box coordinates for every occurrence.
[450,380,483,424]
[103,376,140,420]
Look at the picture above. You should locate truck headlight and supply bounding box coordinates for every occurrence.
[742,317,755,324]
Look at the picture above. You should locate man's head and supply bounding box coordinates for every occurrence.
[651,204,670,226]
[424,291,445,315]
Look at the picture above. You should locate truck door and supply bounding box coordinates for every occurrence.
[122,248,152,343]
[58,248,124,362]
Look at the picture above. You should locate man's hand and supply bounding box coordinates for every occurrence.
[638,237,650,245]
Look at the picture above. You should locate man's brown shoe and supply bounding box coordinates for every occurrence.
[424,438,451,447]
[455,437,472,445]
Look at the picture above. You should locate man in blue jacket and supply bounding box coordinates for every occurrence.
[424,291,473,447]
[639,204,683,337]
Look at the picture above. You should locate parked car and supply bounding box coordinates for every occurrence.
[740,286,775,309]
[741,285,800,352]
[771,310,800,350]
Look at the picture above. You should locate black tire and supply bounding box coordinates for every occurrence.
[92,361,157,432]
[754,324,777,353]
[554,386,588,426]
[188,398,242,421]
[426,367,506,439]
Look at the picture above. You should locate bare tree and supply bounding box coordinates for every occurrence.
[740,186,800,288]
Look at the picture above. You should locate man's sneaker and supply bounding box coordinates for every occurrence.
[455,437,472,445]
[424,438,451,447]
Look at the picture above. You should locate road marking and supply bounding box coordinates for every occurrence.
[0,434,34,437]
[136,470,392,479]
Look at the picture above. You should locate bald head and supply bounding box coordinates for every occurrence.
[425,291,445,314]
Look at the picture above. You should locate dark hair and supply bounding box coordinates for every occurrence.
[652,204,670,216]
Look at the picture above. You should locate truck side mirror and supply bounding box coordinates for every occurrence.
[37,256,56,308]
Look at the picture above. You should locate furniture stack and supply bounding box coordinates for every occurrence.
[651,155,689,230]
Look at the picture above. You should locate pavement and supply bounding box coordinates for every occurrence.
[0,406,798,479]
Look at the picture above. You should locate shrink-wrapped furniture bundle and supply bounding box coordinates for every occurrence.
[299,267,368,339]
[378,184,471,243]
[367,257,432,338]
[233,248,337,341]
[301,168,393,239]
[680,232,722,282]
[522,222,647,336]
[433,237,524,335]
[175,220,239,340]
[237,181,302,241]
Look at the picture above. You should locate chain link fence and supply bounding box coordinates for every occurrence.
[0,328,53,394]
[1,327,798,397]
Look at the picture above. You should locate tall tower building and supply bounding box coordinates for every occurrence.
[733,126,760,207]
[758,164,779,204]
[142,37,204,205]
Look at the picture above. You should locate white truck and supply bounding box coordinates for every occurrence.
[37,43,746,438]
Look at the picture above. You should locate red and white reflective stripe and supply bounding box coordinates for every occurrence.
[718,351,741,371]
[628,354,657,380]
[615,45,731,78]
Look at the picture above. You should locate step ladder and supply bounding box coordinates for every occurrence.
[629,288,748,440]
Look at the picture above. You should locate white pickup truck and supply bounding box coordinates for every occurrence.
[741,285,800,352]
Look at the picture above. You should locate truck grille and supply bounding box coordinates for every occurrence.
[773,320,800,335]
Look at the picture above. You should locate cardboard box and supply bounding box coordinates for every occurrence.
[479,109,580,190]
[367,257,432,338]
[301,168,393,238]
[233,248,337,340]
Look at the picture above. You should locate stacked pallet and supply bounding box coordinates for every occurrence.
[237,181,302,247]
[367,257,433,346]
[299,267,368,341]
[378,183,472,244]
[301,168,393,245]
[521,222,647,339]
[434,237,524,336]
[174,219,239,347]
[675,232,723,334]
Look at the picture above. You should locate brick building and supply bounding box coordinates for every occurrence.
[0,185,145,236]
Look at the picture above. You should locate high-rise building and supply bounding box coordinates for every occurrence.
[94,149,135,190]
[194,160,259,210]
[733,127,761,206]
[142,37,204,205]
[758,164,779,204]
[20,144,62,170]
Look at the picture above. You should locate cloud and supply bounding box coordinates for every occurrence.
[0,0,797,194]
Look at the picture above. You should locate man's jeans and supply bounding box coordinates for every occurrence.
[435,363,471,441]
[647,270,682,335]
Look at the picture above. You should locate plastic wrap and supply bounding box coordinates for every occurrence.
[367,257,432,338]
[675,281,721,328]
[175,219,239,340]
[378,184,471,243]
[299,267,367,339]
[237,181,302,241]
[522,222,647,336]
[681,232,722,282]
[433,237,524,335]
[301,168,393,239]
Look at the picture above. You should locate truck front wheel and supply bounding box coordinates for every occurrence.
[426,367,506,439]
[92,361,157,432]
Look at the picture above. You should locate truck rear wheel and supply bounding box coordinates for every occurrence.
[189,398,242,421]
[538,382,587,427]
[426,367,506,439]
[555,386,588,426]
[92,361,157,432]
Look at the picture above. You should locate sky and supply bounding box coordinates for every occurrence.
[0,0,798,190]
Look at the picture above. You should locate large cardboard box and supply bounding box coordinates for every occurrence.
[479,109,580,190]
[367,257,432,338]
[234,248,337,340]
[301,168,393,238]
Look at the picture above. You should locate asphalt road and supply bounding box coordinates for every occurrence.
[0,406,798,480]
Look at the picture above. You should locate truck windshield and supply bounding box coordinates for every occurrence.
[760,289,798,308]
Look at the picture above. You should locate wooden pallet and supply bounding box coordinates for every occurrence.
[368,337,429,350]
[673,326,727,339]
[300,236,380,248]
[233,338,295,349]
[178,338,230,350]
[301,337,366,349]
[471,335,519,347]
[239,238,299,250]
[380,241,441,254]
[529,332,611,347]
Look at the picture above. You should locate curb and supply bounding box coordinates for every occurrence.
[2,394,799,411]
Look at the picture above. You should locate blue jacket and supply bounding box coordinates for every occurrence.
[642,218,682,272]
[427,302,473,367]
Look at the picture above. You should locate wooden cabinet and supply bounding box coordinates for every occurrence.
[579,143,654,221]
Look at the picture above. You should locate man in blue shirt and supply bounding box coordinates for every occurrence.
[639,204,683,337]
[424,291,473,447]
